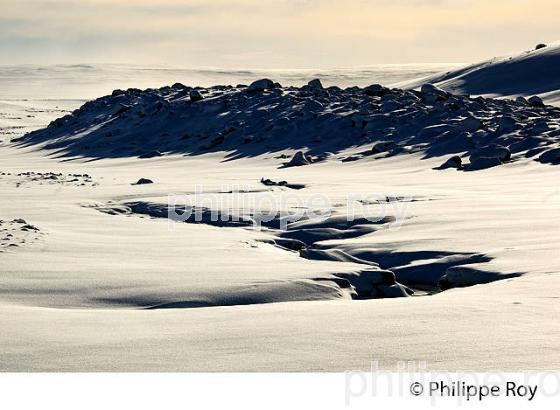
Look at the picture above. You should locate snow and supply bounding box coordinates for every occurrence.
[400,42,560,105]
[1,54,560,371]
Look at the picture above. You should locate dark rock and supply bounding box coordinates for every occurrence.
[496,116,518,133]
[260,178,277,186]
[21,224,39,231]
[260,178,305,190]
[470,144,511,163]
[115,104,130,115]
[247,78,276,92]
[285,151,312,167]
[420,83,448,103]
[467,156,503,171]
[438,155,463,170]
[371,141,398,154]
[363,84,389,97]
[456,116,482,132]
[528,95,545,108]
[273,238,306,251]
[530,119,550,134]
[134,178,154,185]
[189,90,204,102]
[307,79,323,89]
[303,99,324,113]
[538,148,560,165]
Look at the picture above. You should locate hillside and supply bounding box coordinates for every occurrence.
[400,42,560,105]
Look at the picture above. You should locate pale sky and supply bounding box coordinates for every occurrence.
[1,0,559,68]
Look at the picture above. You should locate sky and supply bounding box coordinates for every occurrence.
[1,0,559,68]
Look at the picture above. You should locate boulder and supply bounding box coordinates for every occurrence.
[496,116,518,133]
[247,78,276,92]
[467,156,502,171]
[420,83,448,103]
[363,84,389,97]
[371,141,398,154]
[417,124,451,139]
[469,144,511,163]
[467,144,511,170]
[456,116,482,133]
[134,178,153,185]
[530,119,550,134]
[303,99,324,113]
[286,151,312,167]
[438,155,462,170]
[259,178,304,190]
[528,95,545,108]
[260,178,277,186]
[381,100,402,113]
[307,79,323,89]
[189,90,204,102]
[538,148,560,165]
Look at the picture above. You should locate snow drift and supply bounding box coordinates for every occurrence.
[401,42,560,105]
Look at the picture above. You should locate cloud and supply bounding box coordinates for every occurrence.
[1,0,559,66]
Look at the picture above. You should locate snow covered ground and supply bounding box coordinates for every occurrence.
[1,50,559,371]
[400,42,560,105]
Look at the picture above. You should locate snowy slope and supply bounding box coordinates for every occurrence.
[1,133,560,371]
[400,42,560,105]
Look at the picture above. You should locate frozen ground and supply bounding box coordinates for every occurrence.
[1,51,559,371]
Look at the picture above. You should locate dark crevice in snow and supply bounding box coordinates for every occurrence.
[88,200,520,309]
